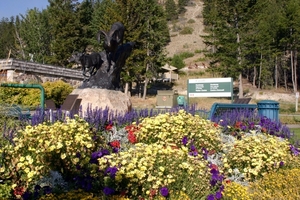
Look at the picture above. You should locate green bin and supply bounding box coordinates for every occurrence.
[156,90,178,108]
[177,96,186,107]
[257,100,279,121]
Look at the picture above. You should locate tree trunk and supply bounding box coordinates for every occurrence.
[142,62,150,100]
[284,68,287,91]
[238,73,243,98]
[275,56,278,89]
[252,66,256,87]
[258,51,262,89]
[294,50,298,93]
[291,50,296,92]
[124,82,129,96]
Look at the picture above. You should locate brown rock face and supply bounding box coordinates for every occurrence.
[72,88,132,116]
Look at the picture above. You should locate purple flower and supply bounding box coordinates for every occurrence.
[280,161,284,167]
[105,166,118,179]
[90,149,110,164]
[215,191,222,199]
[290,145,300,156]
[182,136,188,146]
[207,194,215,200]
[103,187,115,196]
[202,147,208,160]
[190,144,196,151]
[160,187,169,197]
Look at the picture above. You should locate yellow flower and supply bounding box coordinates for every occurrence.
[61,153,67,159]
[20,156,25,162]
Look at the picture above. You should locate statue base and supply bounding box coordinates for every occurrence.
[72,88,132,116]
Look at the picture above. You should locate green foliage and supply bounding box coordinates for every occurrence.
[165,0,178,21]
[178,51,194,59]
[0,81,73,108]
[0,18,15,59]
[179,26,193,35]
[187,19,195,24]
[0,183,12,199]
[43,80,73,107]
[39,189,100,200]
[171,54,185,69]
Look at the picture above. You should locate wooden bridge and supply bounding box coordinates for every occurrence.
[0,59,84,83]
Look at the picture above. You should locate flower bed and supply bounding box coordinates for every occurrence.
[0,107,300,199]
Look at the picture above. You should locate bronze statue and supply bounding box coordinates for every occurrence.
[69,22,134,90]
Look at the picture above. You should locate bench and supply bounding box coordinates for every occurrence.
[233,98,251,104]
[208,103,257,120]
[0,104,31,119]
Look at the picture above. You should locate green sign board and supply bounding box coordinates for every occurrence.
[187,77,233,98]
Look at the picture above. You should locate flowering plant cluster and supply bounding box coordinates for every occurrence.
[2,104,300,199]
[222,133,291,181]
[213,109,292,140]
[98,143,211,199]
[134,109,223,153]
[0,116,103,197]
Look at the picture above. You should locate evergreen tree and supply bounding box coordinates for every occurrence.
[115,0,170,98]
[0,17,15,59]
[47,0,82,66]
[165,0,177,21]
[16,9,51,63]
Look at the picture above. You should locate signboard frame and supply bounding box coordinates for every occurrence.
[187,77,233,104]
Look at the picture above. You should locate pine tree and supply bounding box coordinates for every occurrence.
[165,0,177,21]
[47,0,82,66]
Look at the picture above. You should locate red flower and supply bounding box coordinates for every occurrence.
[214,123,218,127]
[110,140,120,148]
[128,132,137,144]
[105,124,113,130]
[210,163,218,170]
[262,127,267,133]
[225,179,231,184]
[235,121,242,129]
[14,186,25,197]
[150,188,157,197]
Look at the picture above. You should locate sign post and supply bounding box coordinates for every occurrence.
[296,92,299,112]
[187,77,233,105]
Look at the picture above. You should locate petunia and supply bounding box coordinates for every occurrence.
[182,136,188,146]
[103,186,115,195]
[160,187,169,197]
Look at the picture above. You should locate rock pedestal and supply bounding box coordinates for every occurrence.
[72,88,132,116]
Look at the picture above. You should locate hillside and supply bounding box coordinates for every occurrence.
[130,0,296,109]
[165,0,207,67]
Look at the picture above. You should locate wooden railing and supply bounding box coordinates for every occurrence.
[0,59,84,80]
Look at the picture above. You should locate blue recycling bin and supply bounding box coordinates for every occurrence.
[177,96,186,107]
[257,100,279,121]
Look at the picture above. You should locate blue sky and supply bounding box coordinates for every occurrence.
[0,0,84,19]
[0,0,50,19]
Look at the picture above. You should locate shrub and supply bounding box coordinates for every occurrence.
[248,168,300,199]
[39,189,100,200]
[179,26,193,35]
[0,116,104,195]
[0,80,73,108]
[222,182,250,200]
[134,110,222,152]
[222,133,292,181]
[187,19,195,23]
[98,143,211,199]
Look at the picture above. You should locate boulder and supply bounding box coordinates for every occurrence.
[71,88,131,116]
